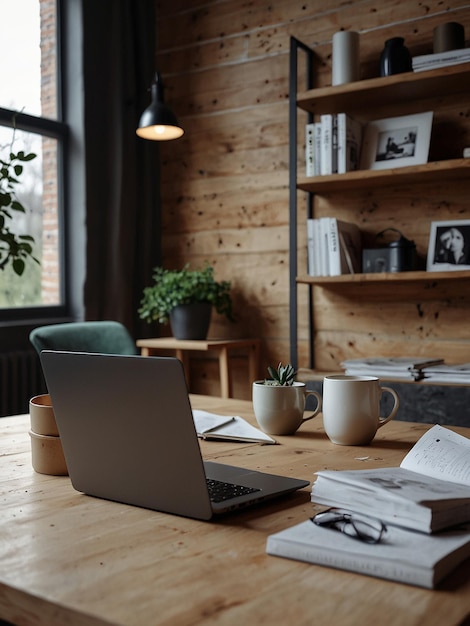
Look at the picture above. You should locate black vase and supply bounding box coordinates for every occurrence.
[170,302,212,340]
[379,37,412,77]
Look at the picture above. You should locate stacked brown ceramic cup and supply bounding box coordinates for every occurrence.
[29,394,68,475]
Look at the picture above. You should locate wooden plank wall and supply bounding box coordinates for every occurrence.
[154,0,470,399]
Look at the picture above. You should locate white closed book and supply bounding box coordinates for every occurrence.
[320,114,333,175]
[337,113,363,174]
[267,515,470,589]
[326,218,361,276]
[305,123,315,176]
[313,122,322,176]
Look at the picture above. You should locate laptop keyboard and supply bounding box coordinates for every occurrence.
[206,478,261,503]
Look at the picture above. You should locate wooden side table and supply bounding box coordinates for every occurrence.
[136,337,261,399]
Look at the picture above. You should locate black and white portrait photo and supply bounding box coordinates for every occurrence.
[427,220,470,271]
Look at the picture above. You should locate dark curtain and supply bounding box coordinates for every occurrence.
[81,0,161,340]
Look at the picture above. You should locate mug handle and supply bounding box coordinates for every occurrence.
[377,386,400,428]
[302,390,322,423]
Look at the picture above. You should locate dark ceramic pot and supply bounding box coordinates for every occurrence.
[379,37,412,76]
[170,302,212,340]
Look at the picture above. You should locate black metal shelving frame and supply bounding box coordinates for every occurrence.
[289,37,315,370]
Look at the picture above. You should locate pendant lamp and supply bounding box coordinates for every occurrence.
[136,72,184,141]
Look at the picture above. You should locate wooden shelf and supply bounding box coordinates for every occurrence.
[297,269,470,287]
[289,37,470,373]
[297,63,470,115]
[297,158,470,193]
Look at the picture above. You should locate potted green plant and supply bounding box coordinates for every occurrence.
[0,149,39,276]
[252,363,322,435]
[138,262,233,340]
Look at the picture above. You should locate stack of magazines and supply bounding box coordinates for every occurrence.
[412,47,470,72]
[419,362,470,384]
[341,356,444,381]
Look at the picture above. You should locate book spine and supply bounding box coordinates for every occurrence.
[337,113,346,174]
[266,537,433,588]
[320,114,333,176]
[347,117,362,172]
[307,218,315,275]
[339,231,355,274]
[327,218,341,276]
[305,123,315,176]
[307,218,321,276]
[332,114,338,174]
[319,217,330,275]
[314,123,322,176]
[337,221,362,273]
[313,219,321,277]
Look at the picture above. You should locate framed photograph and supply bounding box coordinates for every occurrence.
[427,220,470,271]
[359,111,433,170]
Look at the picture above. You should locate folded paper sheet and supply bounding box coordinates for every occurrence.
[192,410,276,444]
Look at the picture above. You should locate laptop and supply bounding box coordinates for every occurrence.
[40,351,309,520]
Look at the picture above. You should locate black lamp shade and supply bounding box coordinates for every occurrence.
[136,73,184,141]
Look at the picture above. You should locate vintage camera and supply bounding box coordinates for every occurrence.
[362,229,416,273]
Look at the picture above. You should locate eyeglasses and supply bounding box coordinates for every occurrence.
[311,508,387,544]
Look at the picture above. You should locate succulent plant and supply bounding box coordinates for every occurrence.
[265,362,296,386]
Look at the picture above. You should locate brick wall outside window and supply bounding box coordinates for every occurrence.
[40,0,59,305]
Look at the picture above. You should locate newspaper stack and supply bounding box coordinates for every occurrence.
[412,47,470,72]
[419,362,470,384]
[341,357,445,381]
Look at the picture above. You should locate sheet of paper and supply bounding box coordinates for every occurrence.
[208,415,276,443]
[400,424,470,486]
[192,410,234,433]
[192,410,276,444]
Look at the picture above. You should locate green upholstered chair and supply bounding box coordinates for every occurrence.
[29,321,138,356]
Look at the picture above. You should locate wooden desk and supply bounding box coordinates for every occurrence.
[136,337,260,398]
[2,398,470,626]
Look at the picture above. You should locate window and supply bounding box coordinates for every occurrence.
[0,0,67,316]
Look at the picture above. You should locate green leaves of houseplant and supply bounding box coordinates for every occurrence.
[138,263,233,325]
[0,150,39,276]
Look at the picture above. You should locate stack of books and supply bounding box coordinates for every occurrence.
[341,356,444,380]
[412,47,470,72]
[267,425,470,588]
[307,217,361,277]
[305,113,362,177]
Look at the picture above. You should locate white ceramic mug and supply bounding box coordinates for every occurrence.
[322,375,399,445]
[252,381,322,435]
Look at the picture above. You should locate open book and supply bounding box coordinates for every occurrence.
[192,410,276,444]
[311,425,470,533]
[266,512,470,589]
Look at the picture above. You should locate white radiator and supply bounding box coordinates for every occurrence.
[0,350,46,417]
